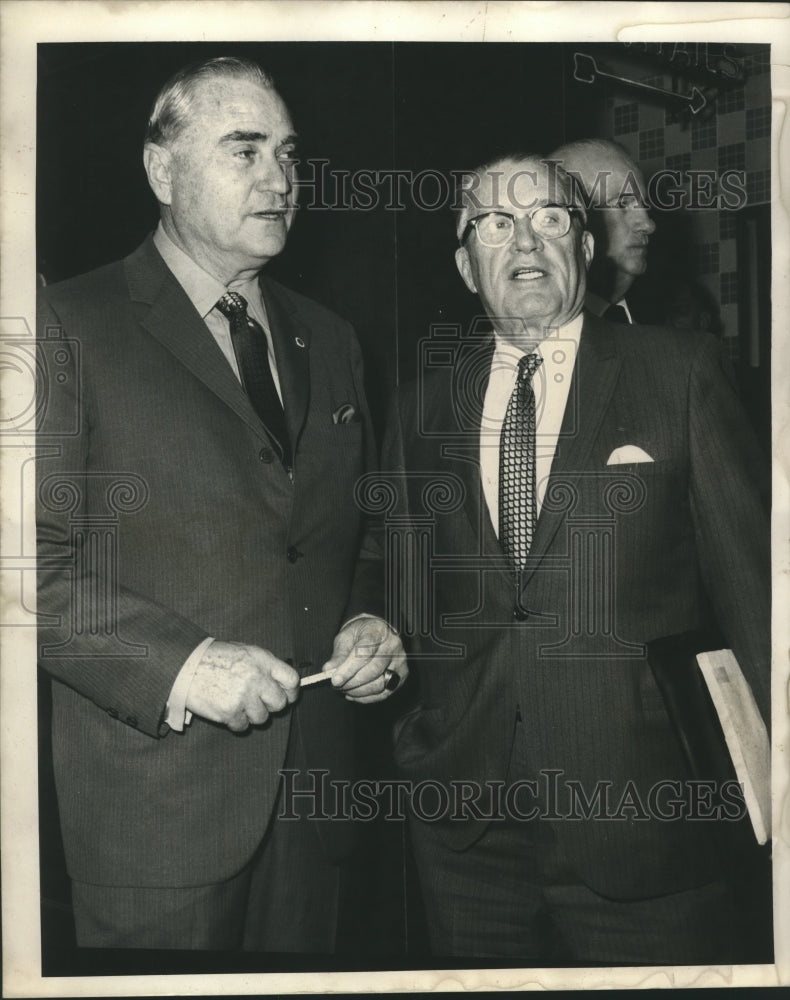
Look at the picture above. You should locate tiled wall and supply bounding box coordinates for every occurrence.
[597,45,771,358]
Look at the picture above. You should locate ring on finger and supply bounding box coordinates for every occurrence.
[382,668,401,692]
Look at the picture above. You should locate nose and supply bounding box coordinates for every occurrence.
[633,207,656,236]
[512,215,543,252]
[256,152,292,196]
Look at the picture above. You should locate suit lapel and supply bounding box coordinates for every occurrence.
[445,321,623,582]
[261,276,311,452]
[442,336,507,562]
[125,237,272,443]
[521,312,622,587]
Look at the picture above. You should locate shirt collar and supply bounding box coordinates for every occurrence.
[585,290,633,323]
[153,223,232,320]
[492,312,584,369]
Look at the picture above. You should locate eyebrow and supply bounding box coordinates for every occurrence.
[468,200,567,215]
[219,130,299,145]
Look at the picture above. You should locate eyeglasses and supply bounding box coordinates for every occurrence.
[460,205,584,247]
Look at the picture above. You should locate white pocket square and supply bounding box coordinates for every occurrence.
[606,445,655,465]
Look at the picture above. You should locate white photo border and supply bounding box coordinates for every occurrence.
[2,1,788,994]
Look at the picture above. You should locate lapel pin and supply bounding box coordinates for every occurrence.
[294,336,306,348]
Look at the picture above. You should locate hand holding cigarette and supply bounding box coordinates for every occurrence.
[302,615,408,702]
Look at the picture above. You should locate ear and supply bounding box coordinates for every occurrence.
[581,229,594,270]
[455,246,478,294]
[143,143,174,206]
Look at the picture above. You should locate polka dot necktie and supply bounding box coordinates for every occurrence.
[499,352,543,572]
[216,291,292,470]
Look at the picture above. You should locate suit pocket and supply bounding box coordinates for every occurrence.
[394,704,447,763]
[302,421,363,479]
[327,422,362,438]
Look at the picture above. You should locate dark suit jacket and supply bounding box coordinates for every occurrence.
[387,312,770,900]
[37,236,382,888]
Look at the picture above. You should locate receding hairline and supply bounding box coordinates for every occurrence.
[458,152,553,187]
[144,56,280,147]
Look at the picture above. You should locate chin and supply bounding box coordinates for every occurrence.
[624,254,648,276]
[248,238,287,262]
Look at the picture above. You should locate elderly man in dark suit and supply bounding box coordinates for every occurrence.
[37,56,405,951]
[386,155,770,964]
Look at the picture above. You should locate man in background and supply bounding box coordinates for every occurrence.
[37,56,405,951]
[551,138,655,323]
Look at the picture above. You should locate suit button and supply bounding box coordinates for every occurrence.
[259,447,274,463]
[107,707,118,719]
[299,660,313,670]
[513,606,529,621]
[287,546,302,563]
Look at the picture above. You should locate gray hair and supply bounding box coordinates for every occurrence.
[145,56,275,146]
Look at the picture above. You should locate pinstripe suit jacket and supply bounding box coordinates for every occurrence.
[36,236,382,887]
[389,312,770,899]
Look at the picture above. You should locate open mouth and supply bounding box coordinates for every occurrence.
[511,266,546,281]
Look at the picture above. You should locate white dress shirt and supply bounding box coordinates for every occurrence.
[479,315,583,538]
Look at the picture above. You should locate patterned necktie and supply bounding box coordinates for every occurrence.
[604,302,631,325]
[499,352,543,572]
[216,291,292,469]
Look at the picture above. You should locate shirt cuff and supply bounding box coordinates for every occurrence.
[165,636,214,732]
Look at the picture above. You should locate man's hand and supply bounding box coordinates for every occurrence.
[322,616,408,703]
[185,640,299,732]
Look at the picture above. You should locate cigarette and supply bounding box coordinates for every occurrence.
[300,671,333,688]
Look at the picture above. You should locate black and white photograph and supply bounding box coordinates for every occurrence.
[2,2,788,995]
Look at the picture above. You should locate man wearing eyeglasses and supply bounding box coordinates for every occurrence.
[387,156,770,964]
[551,139,656,324]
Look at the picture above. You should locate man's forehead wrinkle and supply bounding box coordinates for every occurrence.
[191,78,287,114]
[182,88,294,146]
[471,168,571,208]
